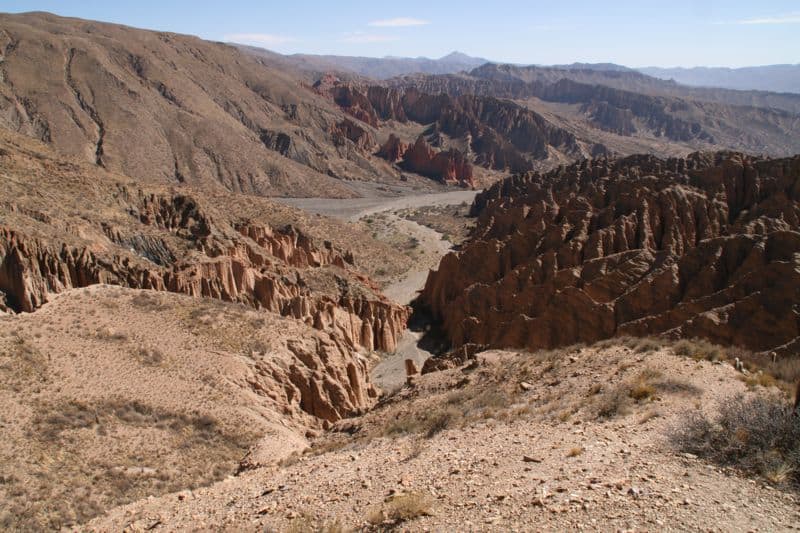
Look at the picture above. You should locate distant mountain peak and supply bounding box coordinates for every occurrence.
[440,51,473,61]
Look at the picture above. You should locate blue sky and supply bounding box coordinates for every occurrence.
[3,0,799,67]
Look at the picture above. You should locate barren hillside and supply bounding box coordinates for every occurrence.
[83,343,799,531]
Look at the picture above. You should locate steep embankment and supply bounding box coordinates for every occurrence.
[0,285,383,529]
[0,130,408,352]
[422,151,800,355]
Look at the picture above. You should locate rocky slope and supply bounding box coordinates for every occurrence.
[0,130,408,352]
[390,66,800,157]
[0,12,451,197]
[317,78,604,175]
[83,344,799,531]
[0,285,382,529]
[421,151,800,355]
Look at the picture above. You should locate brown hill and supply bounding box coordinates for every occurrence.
[389,68,800,158]
[421,152,800,355]
[0,12,449,197]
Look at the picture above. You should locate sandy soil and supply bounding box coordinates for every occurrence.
[275,190,478,222]
[84,344,800,532]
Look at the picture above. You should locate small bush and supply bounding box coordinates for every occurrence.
[634,338,664,353]
[672,338,723,361]
[367,492,432,526]
[595,387,632,419]
[671,393,800,487]
[567,447,584,457]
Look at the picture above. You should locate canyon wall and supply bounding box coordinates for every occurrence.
[421,152,800,355]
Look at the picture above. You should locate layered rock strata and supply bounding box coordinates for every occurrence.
[421,152,800,355]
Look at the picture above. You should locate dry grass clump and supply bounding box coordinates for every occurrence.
[671,392,800,488]
[567,446,584,457]
[672,338,723,361]
[1,400,257,530]
[383,388,512,439]
[739,372,780,391]
[367,492,433,528]
[596,368,699,419]
[286,513,345,533]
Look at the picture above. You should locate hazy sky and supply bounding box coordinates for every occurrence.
[4,0,800,67]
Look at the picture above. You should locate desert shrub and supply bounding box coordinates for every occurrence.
[96,327,127,342]
[633,338,665,353]
[134,346,164,366]
[672,338,723,361]
[671,393,800,487]
[595,386,632,419]
[130,292,170,311]
[367,492,432,527]
[385,406,462,439]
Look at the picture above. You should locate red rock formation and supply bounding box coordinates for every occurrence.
[421,152,800,355]
[376,134,407,163]
[0,188,408,353]
[315,79,593,174]
[330,119,376,151]
[400,136,474,188]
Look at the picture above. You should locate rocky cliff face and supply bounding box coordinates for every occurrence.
[400,136,474,187]
[375,134,474,187]
[317,80,599,174]
[0,133,408,353]
[0,193,407,353]
[389,69,800,157]
[421,152,800,355]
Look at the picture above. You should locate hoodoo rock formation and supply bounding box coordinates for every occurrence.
[375,134,475,187]
[421,152,800,355]
[0,131,408,353]
[316,80,601,175]
[376,134,408,163]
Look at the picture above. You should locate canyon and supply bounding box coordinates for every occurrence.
[0,9,798,531]
[422,151,800,355]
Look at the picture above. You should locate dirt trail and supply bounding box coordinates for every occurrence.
[276,190,479,391]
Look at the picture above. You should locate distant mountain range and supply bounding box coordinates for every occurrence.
[237,48,489,79]
[640,65,800,94]
[236,45,800,95]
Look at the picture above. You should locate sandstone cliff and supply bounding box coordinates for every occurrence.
[375,134,474,187]
[421,152,800,355]
[0,131,408,353]
[317,80,600,174]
